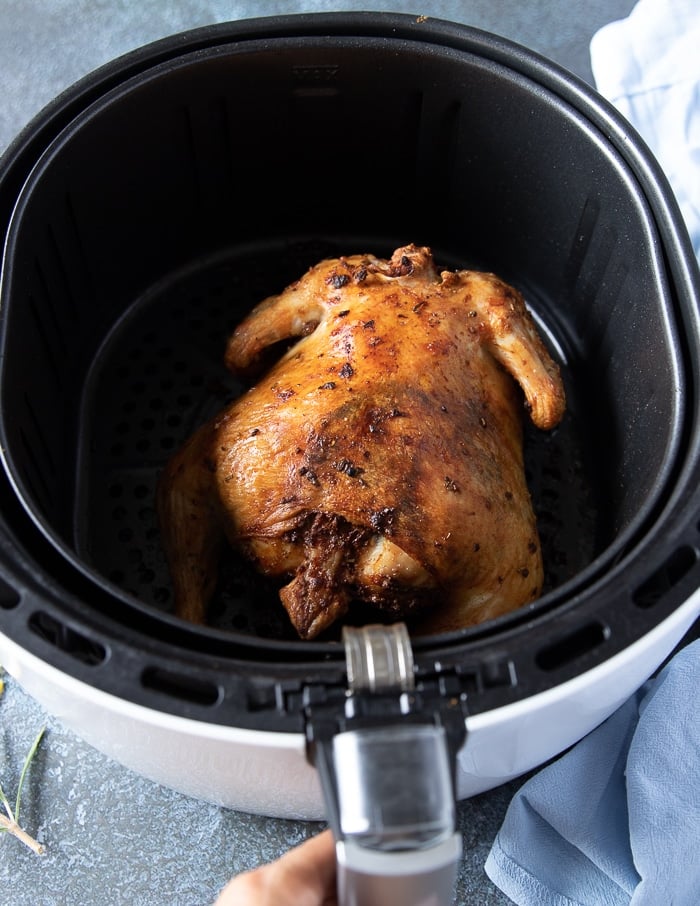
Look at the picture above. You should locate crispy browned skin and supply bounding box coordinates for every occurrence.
[157,245,565,638]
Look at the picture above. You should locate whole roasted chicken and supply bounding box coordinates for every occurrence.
[157,245,565,638]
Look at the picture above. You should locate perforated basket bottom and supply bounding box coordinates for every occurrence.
[74,238,600,641]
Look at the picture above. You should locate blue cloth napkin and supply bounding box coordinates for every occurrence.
[485,639,700,905]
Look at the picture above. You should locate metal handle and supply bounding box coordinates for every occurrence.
[332,721,461,906]
[305,624,467,906]
[336,834,462,906]
[343,622,415,693]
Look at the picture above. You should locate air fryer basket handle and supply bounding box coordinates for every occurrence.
[306,624,467,906]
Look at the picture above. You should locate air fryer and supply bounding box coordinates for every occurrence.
[0,13,699,851]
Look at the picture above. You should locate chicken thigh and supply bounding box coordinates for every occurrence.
[157,245,566,638]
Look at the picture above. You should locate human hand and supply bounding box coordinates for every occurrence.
[214,828,337,906]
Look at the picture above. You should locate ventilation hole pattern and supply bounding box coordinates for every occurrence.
[78,243,343,640]
[76,241,602,641]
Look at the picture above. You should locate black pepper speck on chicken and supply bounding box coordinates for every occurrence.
[157,245,566,638]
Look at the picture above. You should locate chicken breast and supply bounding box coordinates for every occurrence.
[157,245,566,638]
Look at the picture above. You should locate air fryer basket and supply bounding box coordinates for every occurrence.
[1,14,700,735]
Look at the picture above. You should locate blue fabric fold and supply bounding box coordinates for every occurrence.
[485,640,700,905]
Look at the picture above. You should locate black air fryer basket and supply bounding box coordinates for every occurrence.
[1,13,699,747]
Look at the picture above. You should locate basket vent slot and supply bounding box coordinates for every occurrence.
[141,666,221,707]
[28,610,107,666]
[28,287,65,391]
[535,620,610,672]
[0,576,21,610]
[18,427,55,515]
[632,545,698,609]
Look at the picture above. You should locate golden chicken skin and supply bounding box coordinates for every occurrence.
[157,245,566,638]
